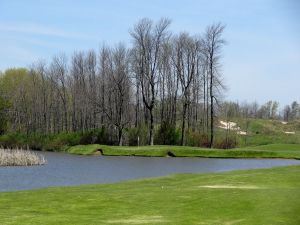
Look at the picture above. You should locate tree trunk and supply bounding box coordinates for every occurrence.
[149,108,154,146]
[118,128,123,146]
[209,67,214,148]
[181,102,187,146]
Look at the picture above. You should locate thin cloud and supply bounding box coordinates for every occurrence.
[0,34,58,48]
[0,22,97,40]
[0,44,38,70]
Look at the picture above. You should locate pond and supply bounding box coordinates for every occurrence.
[1,151,300,192]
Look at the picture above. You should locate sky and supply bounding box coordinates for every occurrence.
[0,0,299,106]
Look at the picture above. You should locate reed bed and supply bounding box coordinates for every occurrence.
[0,148,46,166]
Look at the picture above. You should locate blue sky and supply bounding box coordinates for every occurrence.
[0,0,299,106]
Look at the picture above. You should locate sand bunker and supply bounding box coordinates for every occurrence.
[107,215,166,224]
[281,121,288,125]
[284,131,295,134]
[219,121,247,135]
[199,185,260,189]
[199,219,245,225]
[219,121,240,130]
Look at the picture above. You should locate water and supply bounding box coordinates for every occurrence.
[1,151,299,192]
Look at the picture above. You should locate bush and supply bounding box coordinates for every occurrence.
[127,126,148,146]
[0,133,27,148]
[94,127,113,145]
[26,133,47,150]
[186,131,210,147]
[56,132,79,145]
[213,135,238,149]
[155,121,179,145]
[0,128,115,151]
[79,131,97,145]
[42,132,81,151]
[77,128,113,145]
[0,134,14,148]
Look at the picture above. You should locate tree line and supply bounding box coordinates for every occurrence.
[220,100,300,121]
[0,18,226,147]
[0,18,298,147]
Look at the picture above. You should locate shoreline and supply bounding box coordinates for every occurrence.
[64,143,300,160]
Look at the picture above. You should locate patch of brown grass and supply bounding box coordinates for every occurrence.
[0,148,46,166]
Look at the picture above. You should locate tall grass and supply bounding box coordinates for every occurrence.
[0,148,46,166]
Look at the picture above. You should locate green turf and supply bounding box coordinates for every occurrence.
[243,144,300,151]
[67,144,102,155]
[0,165,300,225]
[66,144,300,159]
[229,119,300,146]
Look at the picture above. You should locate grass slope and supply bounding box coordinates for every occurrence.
[66,144,300,159]
[0,166,300,225]
[229,119,300,146]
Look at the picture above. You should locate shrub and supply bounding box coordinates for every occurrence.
[77,128,114,145]
[95,127,115,145]
[0,132,27,148]
[155,121,179,145]
[26,133,47,150]
[40,132,81,151]
[213,135,238,149]
[127,126,148,146]
[79,131,97,145]
[0,134,14,148]
[53,132,80,147]
[186,131,210,147]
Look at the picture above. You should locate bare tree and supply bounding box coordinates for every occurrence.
[85,50,97,129]
[29,61,49,133]
[108,44,131,145]
[49,54,69,132]
[291,101,300,120]
[130,18,171,145]
[172,33,200,145]
[203,23,226,148]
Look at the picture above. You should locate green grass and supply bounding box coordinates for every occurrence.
[66,143,300,159]
[65,118,300,159]
[231,119,300,146]
[1,165,300,224]
[67,144,102,155]
[243,143,300,151]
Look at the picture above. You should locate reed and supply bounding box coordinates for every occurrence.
[0,148,46,166]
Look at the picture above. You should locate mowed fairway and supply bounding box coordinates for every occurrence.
[0,166,300,225]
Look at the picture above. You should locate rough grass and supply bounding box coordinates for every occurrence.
[232,119,300,146]
[243,143,300,151]
[0,165,300,225]
[0,148,46,166]
[66,143,300,159]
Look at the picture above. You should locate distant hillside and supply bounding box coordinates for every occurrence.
[217,118,300,146]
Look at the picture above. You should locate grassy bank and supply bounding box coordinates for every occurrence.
[235,118,300,146]
[0,165,299,224]
[66,143,300,159]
